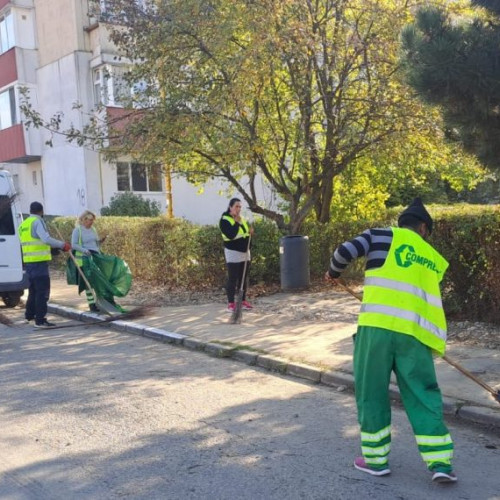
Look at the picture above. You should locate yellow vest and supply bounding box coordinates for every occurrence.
[220,215,250,242]
[358,227,449,355]
[18,216,51,263]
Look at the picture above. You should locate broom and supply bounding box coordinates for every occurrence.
[335,278,500,404]
[0,313,13,327]
[230,234,252,325]
[30,305,152,330]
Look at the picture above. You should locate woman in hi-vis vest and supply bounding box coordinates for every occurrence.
[71,210,107,312]
[219,198,254,312]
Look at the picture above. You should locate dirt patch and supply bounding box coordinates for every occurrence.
[126,283,500,351]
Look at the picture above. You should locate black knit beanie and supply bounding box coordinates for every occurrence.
[30,201,44,214]
[397,197,433,234]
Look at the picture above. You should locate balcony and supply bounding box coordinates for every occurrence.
[106,106,148,149]
[0,124,40,163]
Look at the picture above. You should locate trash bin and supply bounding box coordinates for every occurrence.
[279,235,310,291]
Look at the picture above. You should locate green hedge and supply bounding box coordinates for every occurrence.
[50,204,500,322]
[431,205,500,322]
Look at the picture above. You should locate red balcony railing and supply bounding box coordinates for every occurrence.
[0,48,18,89]
[0,124,27,163]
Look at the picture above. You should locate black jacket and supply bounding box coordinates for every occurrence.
[219,213,250,252]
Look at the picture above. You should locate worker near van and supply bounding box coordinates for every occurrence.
[325,198,456,483]
[18,201,71,328]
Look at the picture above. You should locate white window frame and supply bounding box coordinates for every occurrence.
[0,87,17,130]
[93,65,132,107]
[0,10,15,55]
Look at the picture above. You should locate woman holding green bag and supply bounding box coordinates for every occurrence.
[71,210,107,312]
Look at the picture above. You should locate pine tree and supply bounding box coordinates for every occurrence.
[400,1,500,169]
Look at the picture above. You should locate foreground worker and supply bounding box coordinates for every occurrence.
[19,202,71,327]
[325,198,456,484]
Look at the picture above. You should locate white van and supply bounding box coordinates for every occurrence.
[0,170,29,307]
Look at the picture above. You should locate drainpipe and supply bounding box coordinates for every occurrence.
[98,152,105,206]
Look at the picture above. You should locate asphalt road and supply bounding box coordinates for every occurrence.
[0,317,499,500]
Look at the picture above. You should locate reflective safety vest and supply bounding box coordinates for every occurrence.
[220,215,250,242]
[74,225,98,266]
[358,227,449,355]
[18,216,51,263]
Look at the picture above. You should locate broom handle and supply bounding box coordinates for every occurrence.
[442,355,498,396]
[54,226,98,302]
[336,279,498,397]
[238,232,252,293]
[338,278,362,301]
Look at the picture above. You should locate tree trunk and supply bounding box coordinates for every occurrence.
[317,174,334,224]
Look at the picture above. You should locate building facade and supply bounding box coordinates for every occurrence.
[0,0,265,224]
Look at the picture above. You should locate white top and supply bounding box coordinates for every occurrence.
[224,248,251,263]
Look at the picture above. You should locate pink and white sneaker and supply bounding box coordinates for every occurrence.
[227,302,235,312]
[353,457,391,476]
[241,300,253,310]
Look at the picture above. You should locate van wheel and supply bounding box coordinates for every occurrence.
[2,293,21,308]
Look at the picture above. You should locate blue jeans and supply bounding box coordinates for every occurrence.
[25,262,51,323]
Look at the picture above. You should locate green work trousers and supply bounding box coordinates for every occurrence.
[353,326,453,473]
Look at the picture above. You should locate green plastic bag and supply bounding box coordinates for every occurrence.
[77,253,132,300]
[66,255,78,285]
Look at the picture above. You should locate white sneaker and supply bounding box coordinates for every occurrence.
[17,318,33,325]
[432,471,457,483]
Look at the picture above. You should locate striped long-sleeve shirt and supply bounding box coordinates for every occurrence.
[328,228,393,278]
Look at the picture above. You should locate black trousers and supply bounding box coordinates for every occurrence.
[25,262,51,323]
[226,261,250,303]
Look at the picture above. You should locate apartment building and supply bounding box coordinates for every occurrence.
[0,0,254,224]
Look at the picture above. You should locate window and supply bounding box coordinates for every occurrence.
[0,87,16,130]
[32,170,37,186]
[93,65,132,107]
[0,11,14,54]
[98,0,148,17]
[147,165,162,191]
[93,68,105,106]
[116,162,130,190]
[116,162,162,192]
[131,162,147,191]
[0,195,15,235]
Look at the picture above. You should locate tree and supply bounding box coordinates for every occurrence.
[400,1,500,170]
[22,0,483,232]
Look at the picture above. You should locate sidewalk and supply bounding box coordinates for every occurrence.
[47,278,500,430]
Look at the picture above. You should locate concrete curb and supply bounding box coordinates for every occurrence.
[48,303,500,430]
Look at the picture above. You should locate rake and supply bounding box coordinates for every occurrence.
[336,278,500,404]
[30,306,152,330]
